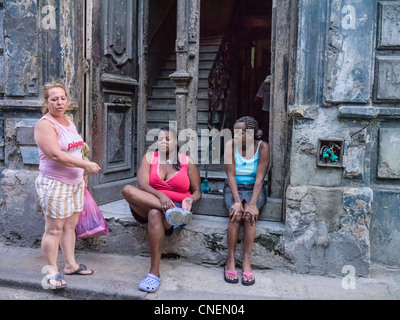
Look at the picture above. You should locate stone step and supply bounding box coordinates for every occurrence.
[163,60,214,70]
[151,86,208,99]
[146,97,210,110]
[98,198,285,268]
[200,36,223,46]
[200,44,221,53]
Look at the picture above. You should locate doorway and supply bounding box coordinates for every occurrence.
[201,0,273,142]
[201,0,295,222]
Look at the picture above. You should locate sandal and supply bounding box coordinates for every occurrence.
[242,272,255,286]
[47,273,67,290]
[64,264,94,276]
[224,268,239,284]
[139,273,161,292]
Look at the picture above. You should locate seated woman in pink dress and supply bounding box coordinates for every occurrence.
[122,127,202,292]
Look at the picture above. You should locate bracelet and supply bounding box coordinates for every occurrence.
[249,202,257,206]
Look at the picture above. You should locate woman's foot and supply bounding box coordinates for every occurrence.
[139,273,161,292]
[46,273,67,290]
[64,263,94,276]
[241,267,255,286]
[224,258,238,283]
[224,267,239,284]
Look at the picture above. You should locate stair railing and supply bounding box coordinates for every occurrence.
[207,35,234,131]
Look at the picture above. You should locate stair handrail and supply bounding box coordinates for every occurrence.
[207,34,234,131]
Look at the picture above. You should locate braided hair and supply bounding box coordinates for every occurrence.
[235,116,264,140]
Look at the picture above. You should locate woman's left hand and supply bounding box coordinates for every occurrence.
[182,196,195,211]
[244,203,259,226]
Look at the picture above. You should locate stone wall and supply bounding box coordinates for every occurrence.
[286,0,400,277]
[284,185,372,277]
[0,0,84,247]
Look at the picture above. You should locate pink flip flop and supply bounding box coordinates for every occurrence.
[224,267,239,284]
[242,272,255,286]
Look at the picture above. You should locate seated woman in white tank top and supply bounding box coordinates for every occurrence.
[223,116,270,286]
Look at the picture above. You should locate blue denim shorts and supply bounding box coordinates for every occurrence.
[223,180,266,212]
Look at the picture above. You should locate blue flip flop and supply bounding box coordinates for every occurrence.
[47,273,67,290]
[139,273,161,292]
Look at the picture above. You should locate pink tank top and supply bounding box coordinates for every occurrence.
[149,152,191,202]
[38,115,85,185]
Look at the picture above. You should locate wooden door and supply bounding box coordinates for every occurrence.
[85,0,139,204]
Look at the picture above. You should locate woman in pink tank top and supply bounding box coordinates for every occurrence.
[34,83,101,289]
[122,127,202,292]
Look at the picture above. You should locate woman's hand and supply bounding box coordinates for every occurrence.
[83,161,101,174]
[158,193,175,212]
[229,202,244,222]
[182,196,195,211]
[244,203,259,226]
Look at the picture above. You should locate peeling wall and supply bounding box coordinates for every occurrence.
[0,1,82,247]
[288,0,400,276]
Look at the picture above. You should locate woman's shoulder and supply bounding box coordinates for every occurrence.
[179,153,191,165]
[258,140,270,155]
[224,138,235,149]
[142,151,157,165]
[35,116,58,132]
[259,140,269,148]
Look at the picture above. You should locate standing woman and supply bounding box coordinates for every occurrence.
[34,83,101,289]
[223,116,270,286]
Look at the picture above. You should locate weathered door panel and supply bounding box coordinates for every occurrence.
[87,0,138,204]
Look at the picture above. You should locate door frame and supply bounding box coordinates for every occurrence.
[264,0,297,221]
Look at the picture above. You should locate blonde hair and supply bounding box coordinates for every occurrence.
[42,83,67,115]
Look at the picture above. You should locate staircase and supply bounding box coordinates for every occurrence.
[146,36,224,135]
[145,36,228,216]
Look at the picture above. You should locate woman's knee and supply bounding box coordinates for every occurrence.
[229,211,243,225]
[122,184,137,200]
[148,209,163,225]
[45,224,63,237]
[243,214,257,227]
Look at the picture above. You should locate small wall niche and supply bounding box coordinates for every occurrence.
[317,139,344,168]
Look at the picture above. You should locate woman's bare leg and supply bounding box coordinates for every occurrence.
[122,185,173,278]
[41,216,66,287]
[61,212,93,275]
[147,209,166,277]
[242,204,256,282]
[225,211,243,281]
[122,185,163,220]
